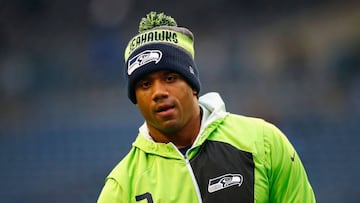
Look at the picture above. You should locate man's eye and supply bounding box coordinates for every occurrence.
[166,74,177,82]
[139,81,150,88]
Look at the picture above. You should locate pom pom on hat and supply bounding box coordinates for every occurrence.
[138,11,177,33]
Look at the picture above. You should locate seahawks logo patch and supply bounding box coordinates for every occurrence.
[128,50,162,75]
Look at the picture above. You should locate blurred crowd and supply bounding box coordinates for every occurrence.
[0,0,359,202]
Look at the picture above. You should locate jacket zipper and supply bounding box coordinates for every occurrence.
[185,157,203,203]
[172,143,203,203]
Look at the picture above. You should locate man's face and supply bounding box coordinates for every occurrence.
[135,70,198,134]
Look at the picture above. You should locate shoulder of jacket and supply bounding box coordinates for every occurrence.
[225,113,270,129]
[107,146,145,181]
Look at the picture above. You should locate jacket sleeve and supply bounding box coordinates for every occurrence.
[97,178,128,203]
[264,122,316,202]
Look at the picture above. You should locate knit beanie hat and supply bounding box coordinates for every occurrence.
[124,11,200,104]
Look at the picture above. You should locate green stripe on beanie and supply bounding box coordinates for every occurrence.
[124,29,195,61]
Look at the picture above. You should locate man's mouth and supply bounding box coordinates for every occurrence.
[156,104,174,113]
[155,104,176,116]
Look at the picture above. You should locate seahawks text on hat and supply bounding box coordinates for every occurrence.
[129,30,178,53]
[127,50,162,75]
[124,29,195,62]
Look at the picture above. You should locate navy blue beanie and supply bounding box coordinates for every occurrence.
[124,12,200,104]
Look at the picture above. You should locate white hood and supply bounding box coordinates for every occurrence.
[198,92,228,134]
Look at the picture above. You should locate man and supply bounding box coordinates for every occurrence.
[97,11,316,203]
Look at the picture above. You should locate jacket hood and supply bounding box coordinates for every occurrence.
[198,92,228,133]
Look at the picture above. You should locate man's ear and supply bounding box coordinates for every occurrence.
[193,89,197,95]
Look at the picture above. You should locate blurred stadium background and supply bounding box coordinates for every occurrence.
[0,0,359,202]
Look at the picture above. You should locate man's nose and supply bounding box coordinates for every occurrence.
[152,80,169,101]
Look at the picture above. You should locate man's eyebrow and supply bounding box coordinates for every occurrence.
[163,71,180,76]
[162,70,173,74]
[135,76,150,85]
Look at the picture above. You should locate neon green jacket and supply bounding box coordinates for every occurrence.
[97,92,316,203]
